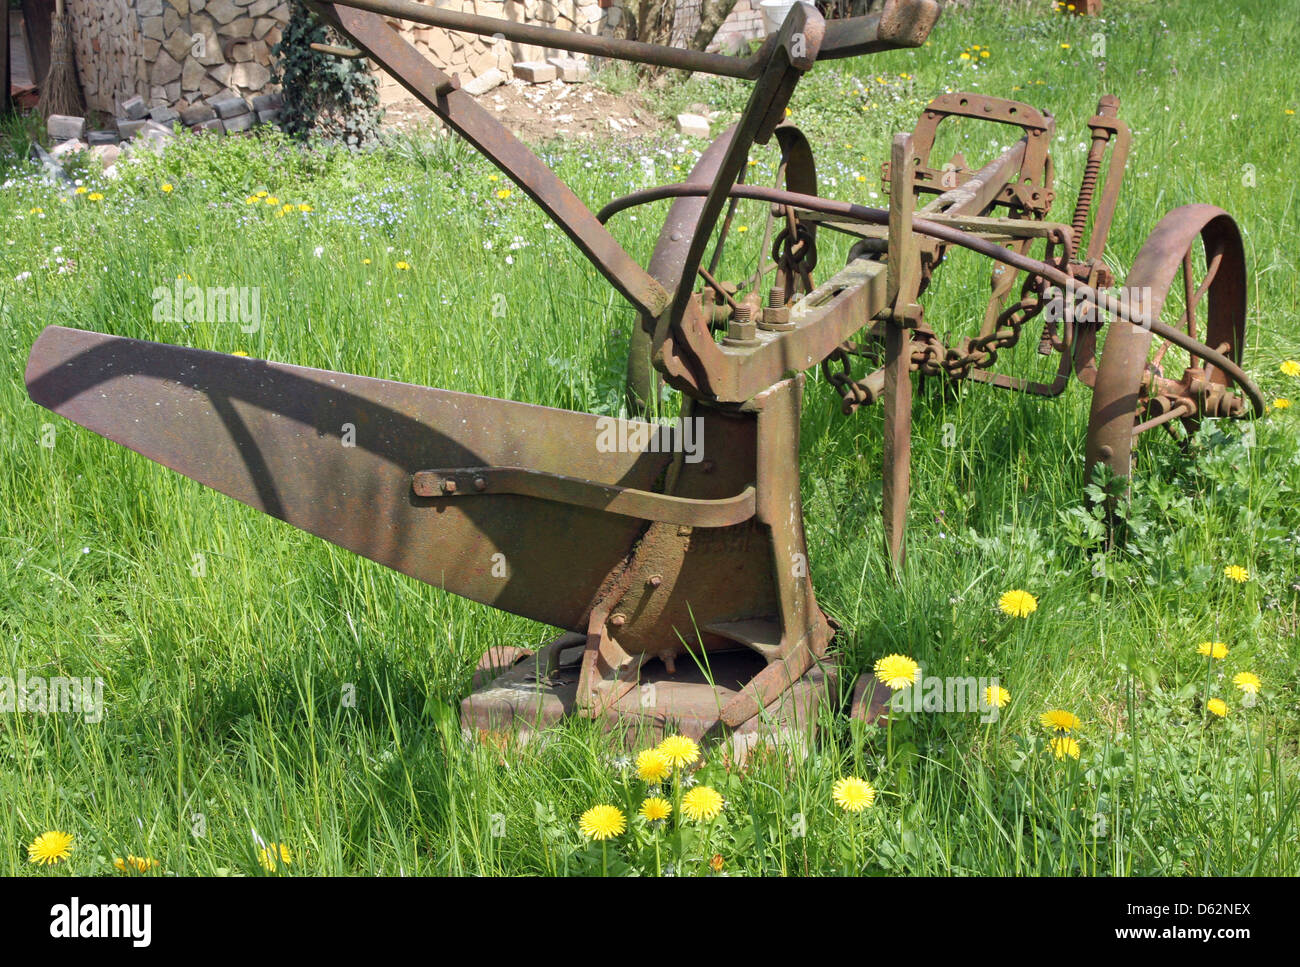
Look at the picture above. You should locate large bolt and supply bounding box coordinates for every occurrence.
[442,479,457,494]
[760,285,792,331]
[724,304,760,346]
[610,613,627,627]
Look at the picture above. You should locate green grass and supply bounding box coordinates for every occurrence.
[1,0,1298,876]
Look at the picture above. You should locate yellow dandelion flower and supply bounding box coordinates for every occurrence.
[245,195,258,204]
[265,196,279,205]
[28,831,74,865]
[784,107,792,117]
[74,186,88,195]
[635,748,672,783]
[856,174,867,182]
[873,653,920,690]
[985,684,1011,709]
[657,734,700,769]
[1280,360,1300,377]
[1233,672,1261,695]
[1287,109,1296,116]
[29,206,43,214]
[1274,398,1292,409]
[363,258,372,264]
[1039,709,1081,733]
[258,842,292,871]
[256,190,269,197]
[231,350,250,357]
[1049,736,1081,760]
[1197,641,1229,659]
[161,183,173,193]
[735,224,749,232]
[495,188,512,200]
[980,50,990,57]
[88,192,104,202]
[1060,42,1071,49]
[709,853,725,873]
[1223,565,1249,583]
[998,589,1038,618]
[681,786,724,822]
[281,203,293,213]
[832,776,876,813]
[578,804,626,840]
[488,174,499,182]
[298,203,313,212]
[639,797,672,822]
[113,855,160,874]
[1207,698,1229,718]
[395,261,410,270]
[959,52,971,60]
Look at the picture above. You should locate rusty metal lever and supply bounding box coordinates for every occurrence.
[412,467,756,528]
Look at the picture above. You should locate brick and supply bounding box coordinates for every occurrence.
[179,102,216,126]
[149,106,180,126]
[116,118,148,140]
[120,95,148,120]
[210,95,250,118]
[675,113,710,139]
[223,112,256,133]
[547,57,589,83]
[464,68,506,96]
[512,61,556,84]
[47,114,87,141]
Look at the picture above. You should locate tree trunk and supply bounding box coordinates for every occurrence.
[691,0,741,53]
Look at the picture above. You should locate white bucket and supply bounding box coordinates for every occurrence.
[759,0,800,35]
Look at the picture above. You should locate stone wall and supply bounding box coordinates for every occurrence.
[68,0,286,115]
[373,1,612,104]
[65,0,770,116]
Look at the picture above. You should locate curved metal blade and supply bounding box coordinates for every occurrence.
[26,325,674,631]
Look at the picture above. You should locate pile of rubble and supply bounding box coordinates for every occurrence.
[44,90,284,171]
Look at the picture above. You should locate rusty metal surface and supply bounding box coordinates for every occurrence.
[882,133,919,568]
[412,466,756,528]
[462,642,840,759]
[849,674,892,726]
[26,327,668,632]
[1086,205,1250,480]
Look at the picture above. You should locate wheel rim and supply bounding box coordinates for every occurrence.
[1086,204,1248,481]
[624,125,817,414]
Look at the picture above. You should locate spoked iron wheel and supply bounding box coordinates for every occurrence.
[1085,204,1254,483]
[624,125,818,413]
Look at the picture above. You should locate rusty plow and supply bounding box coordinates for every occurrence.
[24,0,1264,749]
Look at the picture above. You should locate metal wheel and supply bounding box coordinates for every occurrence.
[624,125,818,414]
[1085,204,1250,482]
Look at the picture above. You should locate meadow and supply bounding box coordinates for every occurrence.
[1,0,1298,875]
